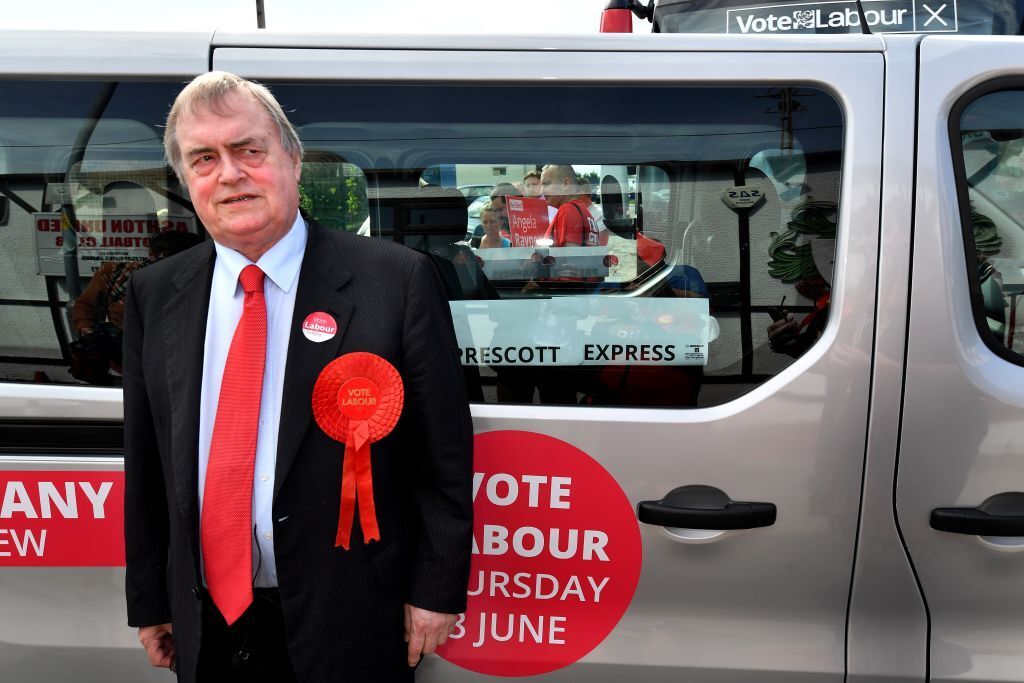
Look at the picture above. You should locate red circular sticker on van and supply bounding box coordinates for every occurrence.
[302,312,337,342]
[437,431,642,677]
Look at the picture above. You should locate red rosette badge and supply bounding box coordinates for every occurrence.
[312,352,404,549]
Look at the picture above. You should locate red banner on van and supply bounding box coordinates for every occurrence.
[0,472,125,567]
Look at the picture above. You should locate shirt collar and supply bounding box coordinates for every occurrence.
[213,211,307,294]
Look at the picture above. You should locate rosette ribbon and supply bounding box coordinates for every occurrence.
[312,352,404,549]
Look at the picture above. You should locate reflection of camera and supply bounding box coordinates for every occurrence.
[73,322,124,364]
[767,296,787,322]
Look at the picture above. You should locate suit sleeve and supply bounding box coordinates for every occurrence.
[122,273,172,627]
[400,255,474,614]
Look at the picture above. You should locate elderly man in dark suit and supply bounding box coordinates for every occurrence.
[123,71,473,682]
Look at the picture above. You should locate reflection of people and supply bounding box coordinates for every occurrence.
[478,203,510,249]
[70,231,201,383]
[470,184,516,247]
[540,165,599,247]
[488,182,516,236]
[523,170,542,199]
[123,72,473,682]
[72,261,142,341]
[576,176,606,232]
[766,294,830,358]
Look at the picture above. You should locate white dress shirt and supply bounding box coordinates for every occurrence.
[198,212,307,587]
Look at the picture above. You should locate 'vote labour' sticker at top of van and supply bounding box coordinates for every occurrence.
[437,431,642,677]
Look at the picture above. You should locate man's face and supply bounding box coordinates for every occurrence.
[175,91,300,260]
[524,176,542,198]
[540,168,572,208]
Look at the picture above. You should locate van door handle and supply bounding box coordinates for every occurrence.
[637,485,776,530]
[930,508,1024,536]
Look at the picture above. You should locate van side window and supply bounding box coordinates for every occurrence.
[272,83,844,408]
[0,80,196,387]
[955,87,1024,360]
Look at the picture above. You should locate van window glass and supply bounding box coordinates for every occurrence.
[299,152,368,232]
[956,88,1024,360]
[0,80,199,387]
[271,82,844,407]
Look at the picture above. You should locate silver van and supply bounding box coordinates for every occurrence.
[1,22,1023,683]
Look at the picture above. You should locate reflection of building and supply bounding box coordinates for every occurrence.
[424,164,536,191]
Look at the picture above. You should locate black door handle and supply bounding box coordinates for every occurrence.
[931,509,1024,536]
[637,485,776,530]
[931,492,1024,536]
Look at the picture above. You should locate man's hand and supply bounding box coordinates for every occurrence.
[767,312,802,356]
[404,604,457,667]
[138,623,175,669]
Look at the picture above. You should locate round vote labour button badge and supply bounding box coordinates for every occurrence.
[302,312,338,343]
[437,430,643,677]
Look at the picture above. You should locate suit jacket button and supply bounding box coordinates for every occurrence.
[192,586,202,600]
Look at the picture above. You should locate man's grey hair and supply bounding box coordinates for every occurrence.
[164,71,304,184]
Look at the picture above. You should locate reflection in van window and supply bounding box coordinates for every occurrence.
[957,89,1024,358]
[0,80,199,386]
[267,82,844,408]
[300,151,368,232]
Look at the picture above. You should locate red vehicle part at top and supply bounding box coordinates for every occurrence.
[599,0,655,32]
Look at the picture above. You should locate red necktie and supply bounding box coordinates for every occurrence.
[201,264,266,626]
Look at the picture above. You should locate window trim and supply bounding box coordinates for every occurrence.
[948,76,1024,366]
[0,420,123,455]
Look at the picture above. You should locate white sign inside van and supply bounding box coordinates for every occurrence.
[450,298,717,366]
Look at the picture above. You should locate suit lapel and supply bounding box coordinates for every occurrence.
[160,242,215,524]
[275,222,353,501]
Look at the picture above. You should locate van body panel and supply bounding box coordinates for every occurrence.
[211,44,878,85]
[211,43,883,682]
[0,30,211,77]
[899,35,1024,683]
[845,34,929,683]
[4,26,1023,683]
[210,30,885,53]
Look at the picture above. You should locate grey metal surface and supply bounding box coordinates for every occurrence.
[899,34,1024,683]
[211,30,885,53]
[0,29,211,77]
[213,43,878,84]
[845,34,930,683]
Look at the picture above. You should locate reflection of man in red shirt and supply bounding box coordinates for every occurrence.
[540,164,600,247]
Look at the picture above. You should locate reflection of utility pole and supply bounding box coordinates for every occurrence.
[64,82,118,305]
[256,0,266,29]
[756,88,814,150]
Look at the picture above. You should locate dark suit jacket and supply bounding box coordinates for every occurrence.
[122,220,474,682]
